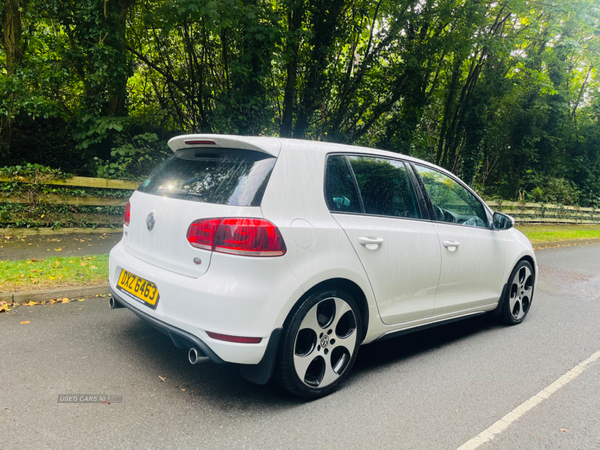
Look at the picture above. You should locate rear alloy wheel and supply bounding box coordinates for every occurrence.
[501,260,534,325]
[276,289,362,399]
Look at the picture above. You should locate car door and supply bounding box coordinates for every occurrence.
[326,154,441,325]
[411,164,506,316]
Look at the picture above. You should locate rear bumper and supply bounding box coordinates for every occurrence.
[110,287,225,364]
[108,241,302,364]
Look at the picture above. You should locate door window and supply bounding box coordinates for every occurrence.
[325,155,362,213]
[413,165,488,227]
[347,156,419,219]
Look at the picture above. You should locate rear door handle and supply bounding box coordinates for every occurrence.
[443,240,460,252]
[358,236,384,250]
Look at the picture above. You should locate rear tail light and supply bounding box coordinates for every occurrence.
[123,201,131,226]
[187,218,286,257]
[187,218,221,251]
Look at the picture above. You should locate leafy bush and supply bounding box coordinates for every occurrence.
[94,133,169,180]
[527,177,580,206]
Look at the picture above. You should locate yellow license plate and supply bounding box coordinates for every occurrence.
[117,269,160,308]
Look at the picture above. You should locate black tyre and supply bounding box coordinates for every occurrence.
[275,289,362,399]
[501,260,535,325]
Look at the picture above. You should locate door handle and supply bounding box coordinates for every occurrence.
[358,236,384,250]
[443,240,460,252]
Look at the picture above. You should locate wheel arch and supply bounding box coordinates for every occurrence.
[518,254,536,278]
[285,278,370,344]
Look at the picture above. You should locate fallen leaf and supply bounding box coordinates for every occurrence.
[0,304,10,313]
[55,261,60,266]
[61,298,69,304]
[55,248,62,251]
[40,214,45,218]
[560,429,570,432]
[49,276,55,280]
[20,321,30,324]
[77,299,85,302]
[181,389,186,392]
[102,400,111,405]
[81,262,87,267]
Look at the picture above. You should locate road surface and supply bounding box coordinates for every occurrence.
[1,243,599,449]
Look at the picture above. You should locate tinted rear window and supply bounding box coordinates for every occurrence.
[138,148,276,206]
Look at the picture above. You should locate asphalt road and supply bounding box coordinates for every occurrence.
[1,244,599,450]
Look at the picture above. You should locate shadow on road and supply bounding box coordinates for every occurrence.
[114,310,503,408]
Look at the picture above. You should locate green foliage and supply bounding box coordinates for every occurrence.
[74,116,126,150]
[0,162,71,180]
[526,176,581,206]
[94,133,169,180]
[1,0,600,208]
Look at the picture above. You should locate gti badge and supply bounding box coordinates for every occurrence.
[146,212,156,232]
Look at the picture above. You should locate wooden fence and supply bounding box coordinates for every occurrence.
[0,175,598,227]
[0,176,139,228]
[487,201,600,224]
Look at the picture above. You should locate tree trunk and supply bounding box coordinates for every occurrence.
[293,0,345,139]
[280,4,304,138]
[104,0,135,116]
[1,0,27,164]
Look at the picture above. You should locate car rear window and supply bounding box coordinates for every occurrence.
[137,148,276,206]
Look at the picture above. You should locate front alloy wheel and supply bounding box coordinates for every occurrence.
[276,290,362,398]
[502,260,534,325]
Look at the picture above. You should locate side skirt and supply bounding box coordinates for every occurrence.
[373,311,487,343]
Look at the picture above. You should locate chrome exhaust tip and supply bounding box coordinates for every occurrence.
[188,347,209,365]
[109,297,124,309]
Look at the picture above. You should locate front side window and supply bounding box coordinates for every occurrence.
[347,156,419,219]
[413,165,488,227]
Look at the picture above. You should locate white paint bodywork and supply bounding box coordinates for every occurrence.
[108,134,538,365]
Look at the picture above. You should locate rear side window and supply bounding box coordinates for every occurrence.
[347,156,419,218]
[325,155,362,213]
[138,148,276,206]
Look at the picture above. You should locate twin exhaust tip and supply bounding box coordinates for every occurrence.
[188,347,209,365]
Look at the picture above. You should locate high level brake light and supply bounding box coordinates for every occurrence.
[184,140,216,145]
[187,218,286,256]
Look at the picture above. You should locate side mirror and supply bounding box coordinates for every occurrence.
[493,212,515,230]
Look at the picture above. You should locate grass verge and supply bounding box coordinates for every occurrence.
[516,225,600,244]
[0,254,108,292]
[2,224,600,293]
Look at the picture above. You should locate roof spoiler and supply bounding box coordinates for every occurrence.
[168,134,282,157]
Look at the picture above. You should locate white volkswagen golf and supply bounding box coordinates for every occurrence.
[109,134,537,398]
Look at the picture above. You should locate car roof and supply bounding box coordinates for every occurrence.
[168,134,492,213]
[168,134,434,168]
